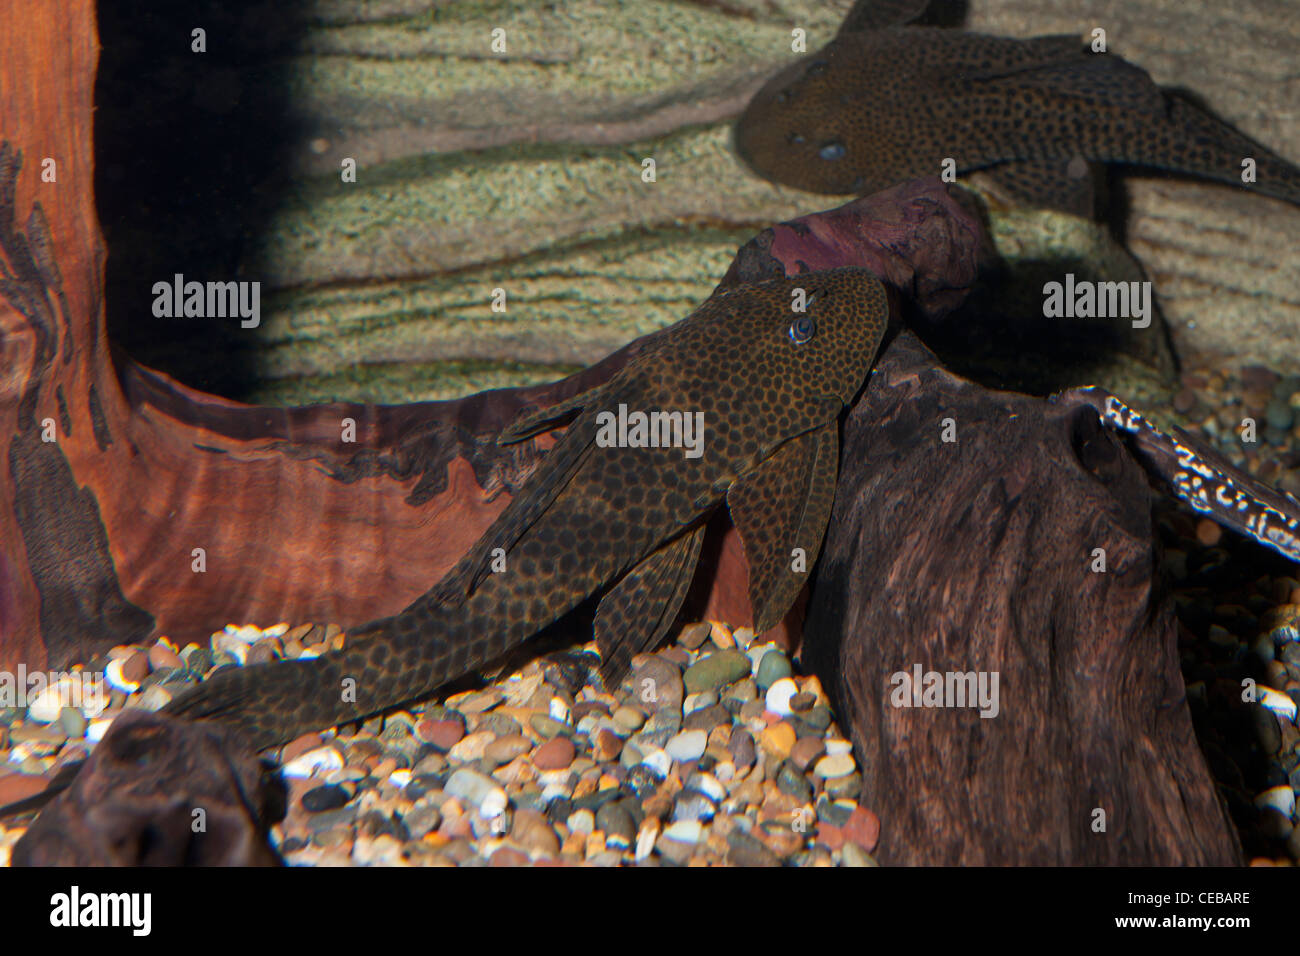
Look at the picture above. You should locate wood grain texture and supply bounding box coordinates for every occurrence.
[803,331,1242,865]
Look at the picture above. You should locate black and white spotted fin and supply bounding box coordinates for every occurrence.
[1059,386,1300,563]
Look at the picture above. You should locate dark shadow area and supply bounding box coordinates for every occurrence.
[914,0,968,28]
[905,256,1176,396]
[95,0,311,399]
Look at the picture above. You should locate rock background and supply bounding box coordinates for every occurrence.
[102,0,1299,402]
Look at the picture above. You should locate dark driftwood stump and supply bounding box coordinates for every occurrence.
[11,710,282,866]
[803,331,1241,865]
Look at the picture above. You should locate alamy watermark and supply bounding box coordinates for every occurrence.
[1042,273,1152,329]
[152,273,260,328]
[50,886,150,936]
[0,665,106,713]
[889,664,1000,718]
[595,404,705,459]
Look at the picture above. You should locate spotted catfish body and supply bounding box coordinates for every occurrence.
[735,4,1300,214]
[165,269,890,750]
[1065,386,1300,562]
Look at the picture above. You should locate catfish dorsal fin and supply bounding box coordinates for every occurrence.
[837,0,931,35]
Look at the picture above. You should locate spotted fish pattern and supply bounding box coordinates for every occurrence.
[734,3,1300,214]
[165,269,891,750]
[1065,386,1300,562]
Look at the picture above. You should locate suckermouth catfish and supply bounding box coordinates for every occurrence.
[164,268,891,750]
[734,0,1300,215]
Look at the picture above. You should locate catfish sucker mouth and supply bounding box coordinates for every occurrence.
[165,268,892,750]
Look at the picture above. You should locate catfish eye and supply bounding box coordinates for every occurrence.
[788,314,816,345]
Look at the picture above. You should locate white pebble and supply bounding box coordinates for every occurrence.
[86,717,115,744]
[548,697,572,724]
[541,782,571,804]
[387,769,412,789]
[104,658,140,693]
[537,768,575,788]
[212,634,249,664]
[634,821,660,862]
[825,738,853,756]
[662,819,702,845]
[282,745,345,779]
[746,642,778,672]
[446,768,508,818]
[665,730,708,763]
[26,677,75,724]
[566,809,595,835]
[1255,785,1296,820]
[685,771,726,803]
[1259,688,1298,723]
[640,747,672,778]
[221,624,264,643]
[765,678,799,716]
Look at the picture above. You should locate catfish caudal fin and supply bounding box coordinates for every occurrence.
[1156,96,1300,206]
[165,616,460,751]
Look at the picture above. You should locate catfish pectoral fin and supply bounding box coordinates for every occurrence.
[727,423,840,634]
[594,522,707,686]
[497,382,611,445]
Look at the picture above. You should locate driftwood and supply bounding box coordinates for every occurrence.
[11,710,281,866]
[803,331,1241,865]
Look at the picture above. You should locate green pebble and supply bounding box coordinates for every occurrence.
[529,714,570,739]
[755,650,792,691]
[801,705,834,731]
[683,650,751,693]
[58,706,87,739]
